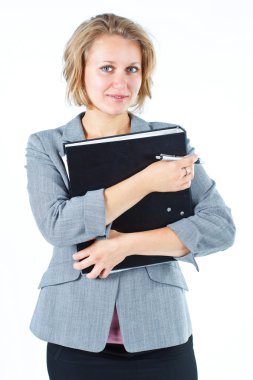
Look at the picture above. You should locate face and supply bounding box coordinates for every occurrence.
[84,34,142,116]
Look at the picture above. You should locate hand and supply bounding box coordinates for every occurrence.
[72,230,127,279]
[143,154,198,193]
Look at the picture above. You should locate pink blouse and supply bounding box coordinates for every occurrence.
[106,305,123,344]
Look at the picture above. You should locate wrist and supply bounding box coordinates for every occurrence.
[119,232,137,258]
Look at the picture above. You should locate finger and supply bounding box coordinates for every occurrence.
[181,167,188,178]
[177,154,199,167]
[185,166,194,177]
[188,164,195,179]
[86,265,104,279]
[99,268,106,278]
[180,180,192,190]
[99,268,111,279]
[180,166,192,178]
[73,248,92,261]
[191,165,195,179]
[73,256,93,270]
[181,162,196,178]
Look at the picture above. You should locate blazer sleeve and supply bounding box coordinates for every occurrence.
[167,141,236,271]
[25,133,112,247]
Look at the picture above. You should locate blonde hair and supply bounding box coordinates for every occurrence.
[63,13,156,112]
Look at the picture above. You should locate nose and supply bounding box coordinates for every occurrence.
[111,71,128,89]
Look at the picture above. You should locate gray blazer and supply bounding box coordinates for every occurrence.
[25,112,235,353]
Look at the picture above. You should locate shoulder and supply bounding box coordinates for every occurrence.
[26,113,83,155]
[130,113,182,131]
[27,125,64,146]
[131,114,193,154]
[26,126,64,159]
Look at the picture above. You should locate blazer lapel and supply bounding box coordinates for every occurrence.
[129,112,151,134]
[62,112,86,144]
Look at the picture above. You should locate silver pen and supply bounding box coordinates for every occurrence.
[155,154,204,164]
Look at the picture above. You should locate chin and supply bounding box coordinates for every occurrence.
[97,105,130,117]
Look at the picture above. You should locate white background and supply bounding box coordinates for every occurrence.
[0,0,252,379]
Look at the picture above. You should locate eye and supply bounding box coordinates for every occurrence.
[100,65,113,72]
[127,66,139,73]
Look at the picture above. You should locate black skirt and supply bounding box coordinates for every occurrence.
[47,335,198,380]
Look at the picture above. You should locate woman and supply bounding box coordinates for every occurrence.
[26,13,235,380]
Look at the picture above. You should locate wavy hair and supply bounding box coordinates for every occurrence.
[63,13,156,111]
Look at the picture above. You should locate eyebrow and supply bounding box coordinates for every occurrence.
[102,61,141,66]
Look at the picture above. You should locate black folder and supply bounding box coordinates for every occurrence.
[63,126,193,273]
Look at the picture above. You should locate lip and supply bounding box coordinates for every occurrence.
[106,94,129,99]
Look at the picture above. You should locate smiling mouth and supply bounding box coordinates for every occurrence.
[106,95,129,99]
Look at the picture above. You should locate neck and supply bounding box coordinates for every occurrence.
[81,109,131,139]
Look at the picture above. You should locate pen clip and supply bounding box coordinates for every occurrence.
[155,154,176,160]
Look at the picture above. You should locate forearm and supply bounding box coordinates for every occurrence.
[122,227,190,258]
[104,169,150,225]
[72,227,190,279]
